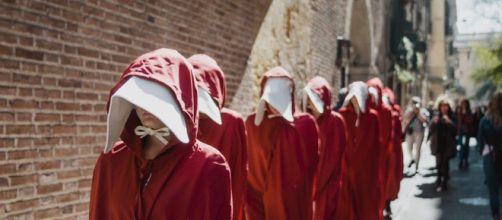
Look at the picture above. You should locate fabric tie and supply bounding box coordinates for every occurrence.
[134,126,171,145]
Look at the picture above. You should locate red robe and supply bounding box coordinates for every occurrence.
[190,54,248,220]
[90,49,232,220]
[367,77,394,214]
[383,87,404,200]
[246,67,319,220]
[336,105,381,220]
[306,77,347,220]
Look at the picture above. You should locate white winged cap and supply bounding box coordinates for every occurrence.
[342,81,369,113]
[254,77,294,125]
[303,86,324,114]
[104,76,188,153]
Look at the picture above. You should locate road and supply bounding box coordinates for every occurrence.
[391,137,496,220]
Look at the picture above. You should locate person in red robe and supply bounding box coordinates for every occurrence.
[367,77,394,219]
[302,76,347,220]
[245,67,319,220]
[335,81,381,220]
[189,54,247,220]
[89,48,232,220]
[382,87,404,217]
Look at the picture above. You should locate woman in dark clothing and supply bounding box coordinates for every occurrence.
[429,96,457,191]
[473,106,484,142]
[478,92,502,220]
[457,99,474,169]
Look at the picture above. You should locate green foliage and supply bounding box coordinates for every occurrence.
[471,40,502,100]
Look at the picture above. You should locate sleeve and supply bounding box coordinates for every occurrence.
[230,117,248,219]
[89,154,105,220]
[208,155,233,220]
[477,117,486,154]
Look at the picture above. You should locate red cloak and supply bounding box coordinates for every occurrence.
[190,54,248,220]
[367,77,394,213]
[336,85,381,220]
[305,77,347,220]
[246,67,319,220]
[383,87,404,200]
[90,49,232,220]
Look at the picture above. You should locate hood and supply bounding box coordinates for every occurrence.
[254,67,295,126]
[366,77,384,108]
[342,81,368,113]
[383,87,396,104]
[302,76,332,115]
[188,54,226,125]
[104,48,198,153]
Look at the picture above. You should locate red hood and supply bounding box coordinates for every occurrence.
[106,48,198,156]
[366,77,384,109]
[383,87,395,104]
[383,87,401,112]
[189,54,226,109]
[259,66,297,114]
[306,76,332,114]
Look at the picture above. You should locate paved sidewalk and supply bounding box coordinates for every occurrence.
[391,138,497,220]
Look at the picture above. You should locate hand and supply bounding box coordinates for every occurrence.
[433,116,439,123]
[442,115,451,123]
[413,107,419,114]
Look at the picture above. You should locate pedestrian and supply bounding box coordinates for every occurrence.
[473,105,485,145]
[477,92,502,220]
[367,77,394,219]
[429,95,457,191]
[403,96,429,174]
[457,99,475,169]
[89,48,232,219]
[245,67,319,220]
[302,76,347,220]
[335,81,381,220]
[189,54,248,220]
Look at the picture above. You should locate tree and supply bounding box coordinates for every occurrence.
[471,40,502,100]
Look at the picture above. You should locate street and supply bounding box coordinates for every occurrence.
[392,137,496,220]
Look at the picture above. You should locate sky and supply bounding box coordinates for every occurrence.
[456,0,502,34]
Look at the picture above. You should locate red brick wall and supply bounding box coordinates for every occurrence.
[0,0,270,219]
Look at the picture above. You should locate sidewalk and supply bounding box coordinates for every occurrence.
[391,138,496,220]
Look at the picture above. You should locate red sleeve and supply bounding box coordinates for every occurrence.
[207,154,233,220]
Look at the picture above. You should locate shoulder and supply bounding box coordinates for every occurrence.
[93,141,133,172]
[221,108,245,126]
[194,141,231,175]
[221,107,244,119]
[294,112,317,125]
[194,141,228,165]
[368,109,379,119]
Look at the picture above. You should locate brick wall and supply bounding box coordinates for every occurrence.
[0,0,270,219]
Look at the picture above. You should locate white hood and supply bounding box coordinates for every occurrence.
[302,86,324,114]
[197,86,222,125]
[368,86,379,105]
[105,76,188,153]
[254,78,294,125]
[342,81,368,113]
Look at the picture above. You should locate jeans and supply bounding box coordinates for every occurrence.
[436,153,450,186]
[458,129,471,166]
[483,153,500,217]
[406,131,424,169]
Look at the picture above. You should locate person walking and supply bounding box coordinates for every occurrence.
[477,92,502,220]
[89,48,232,219]
[403,96,429,174]
[429,96,457,191]
[457,99,475,169]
